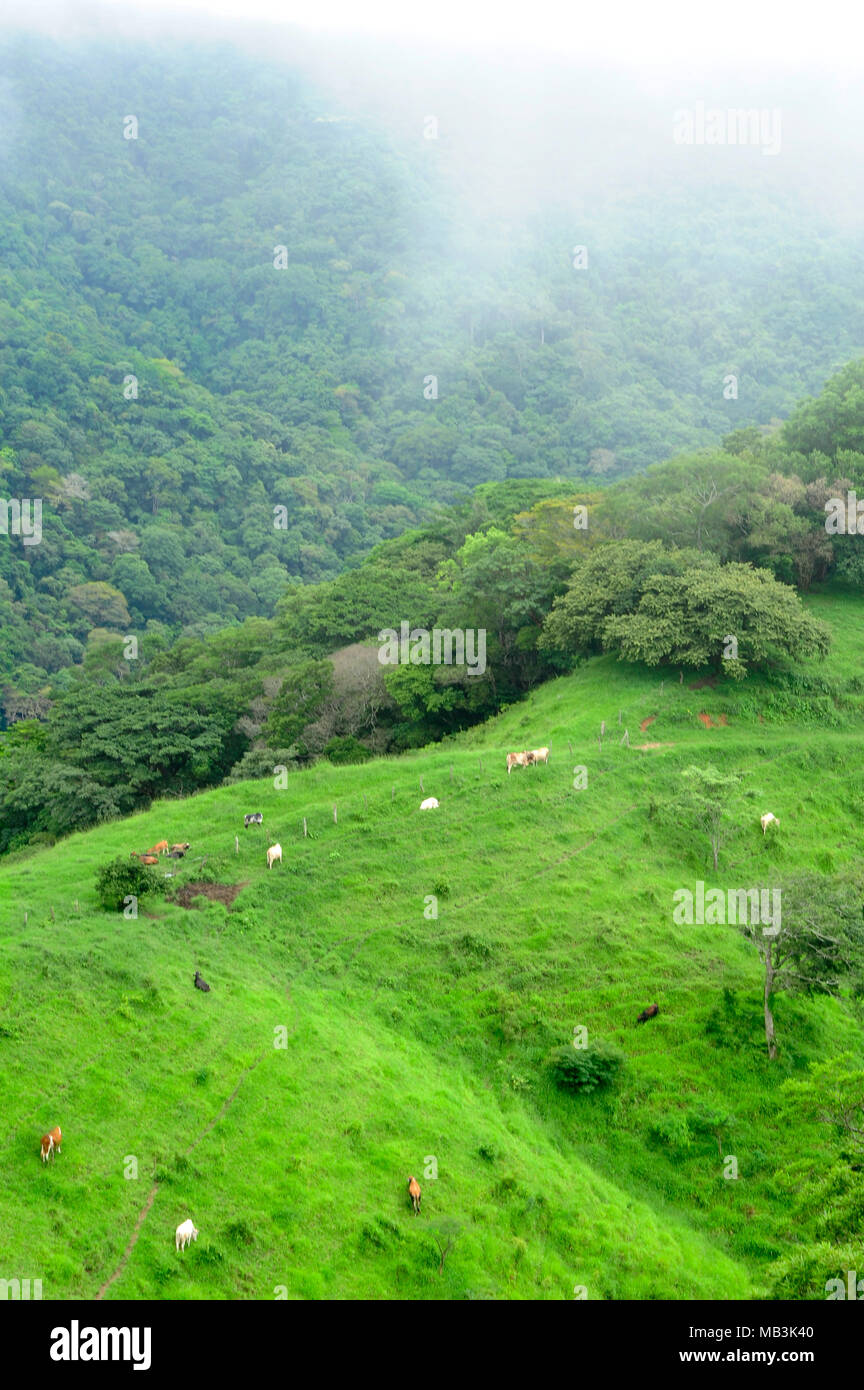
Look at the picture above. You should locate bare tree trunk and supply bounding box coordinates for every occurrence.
[763,950,777,1060]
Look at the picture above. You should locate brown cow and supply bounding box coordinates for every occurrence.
[636,1004,659,1024]
[408,1175,421,1214]
[170,843,191,855]
[40,1126,62,1163]
[148,840,169,856]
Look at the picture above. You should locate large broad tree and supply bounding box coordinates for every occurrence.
[601,561,830,678]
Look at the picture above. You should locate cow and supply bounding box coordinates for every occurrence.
[175,1219,199,1252]
[636,1004,659,1024]
[267,843,282,869]
[419,797,439,810]
[137,855,159,866]
[244,813,264,828]
[194,970,211,993]
[170,843,191,855]
[408,1176,421,1214]
[40,1126,61,1163]
[530,747,550,765]
[760,813,779,835]
[506,751,531,775]
[148,841,169,856]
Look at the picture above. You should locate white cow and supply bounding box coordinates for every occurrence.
[175,1219,199,1252]
[529,747,550,764]
[419,797,439,810]
[760,813,779,835]
[267,843,282,869]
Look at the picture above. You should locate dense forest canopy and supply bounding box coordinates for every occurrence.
[2,32,864,694]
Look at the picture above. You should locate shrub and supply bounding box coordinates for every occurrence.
[323,735,371,764]
[94,856,166,913]
[548,1039,625,1093]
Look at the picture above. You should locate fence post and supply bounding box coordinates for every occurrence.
[420,776,424,795]
[333,805,338,824]
[235,835,239,856]
[303,817,308,838]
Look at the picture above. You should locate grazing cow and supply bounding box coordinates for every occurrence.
[636,1004,659,1025]
[148,841,169,857]
[408,1176,421,1214]
[169,850,185,860]
[170,843,191,855]
[267,843,282,869]
[194,970,210,993]
[760,813,779,835]
[40,1126,61,1163]
[506,751,531,775]
[135,855,159,866]
[175,1219,199,1252]
[244,813,264,828]
[530,747,550,765]
[419,797,439,810]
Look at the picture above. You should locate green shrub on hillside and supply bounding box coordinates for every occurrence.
[548,1039,625,1093]
[95,857,167,913]
[323,735,372,764]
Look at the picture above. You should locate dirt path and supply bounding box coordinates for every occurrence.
[95,1048,269,1300]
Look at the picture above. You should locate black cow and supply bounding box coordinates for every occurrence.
[636,1004,659,1024]
[244,812,263,828]
[194,970,211,993]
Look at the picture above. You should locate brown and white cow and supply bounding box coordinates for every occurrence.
[506,751,531,775]
[148,840,170,856]
[40,1126,62,1163]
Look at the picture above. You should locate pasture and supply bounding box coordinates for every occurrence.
[2,590,864,1299]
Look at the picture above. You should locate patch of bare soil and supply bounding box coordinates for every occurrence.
[173,881,248,910]
[697,712,729,729]
[635,742,675,750]
[640,716,656,731]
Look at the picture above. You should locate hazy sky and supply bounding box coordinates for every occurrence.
[7,0,861,68]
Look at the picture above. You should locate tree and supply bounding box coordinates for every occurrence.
[738,873,864,1060]
[601,563,831,678]
[664,764,745,871]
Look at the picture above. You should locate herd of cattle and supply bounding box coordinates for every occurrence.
[37,744,782,1252]
[506,746,550,774]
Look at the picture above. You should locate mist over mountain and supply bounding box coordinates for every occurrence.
[2,22,864,685]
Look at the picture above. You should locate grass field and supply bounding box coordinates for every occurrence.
[2,590,864,1300]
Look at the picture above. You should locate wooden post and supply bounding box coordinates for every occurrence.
[420,776,424,795]
[618,710,622,725]
[235,835,239,856]
[478,758,483,775]
[660,681,665,695]
[679,670,684,684]
[391,785,395,801]
[600,720,605,737]
[24,911,28,926]
[51,906,55,921]
[449,765,454,782]
[303,817,307,837]
[74,899,79,912]
[333,805,338,824]
[568,740,573,755]
[621,729,629,746]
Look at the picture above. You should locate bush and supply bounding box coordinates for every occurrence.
[548,1039,625,1093]
[323,735,371,764]
[94,856,167,913]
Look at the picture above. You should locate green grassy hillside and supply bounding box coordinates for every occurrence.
[2,591,864,1300]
